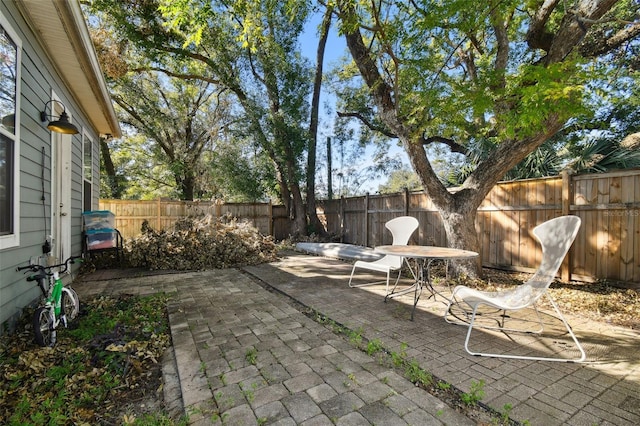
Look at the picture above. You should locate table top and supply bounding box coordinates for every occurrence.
[375,245,479,259]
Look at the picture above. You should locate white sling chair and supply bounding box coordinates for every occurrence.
[445,215,585,362]
[348,216,419,297]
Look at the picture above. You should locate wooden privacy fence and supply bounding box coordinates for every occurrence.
[98,199,288,240]
[316,169,640,286]
[101,168,640,286]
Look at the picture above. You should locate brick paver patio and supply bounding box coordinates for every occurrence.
[76,251,640,425]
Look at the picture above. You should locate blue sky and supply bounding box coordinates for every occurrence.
[300,13,410,195]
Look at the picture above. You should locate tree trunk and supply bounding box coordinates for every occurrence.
[438,208,483,278]
[179,174,195,201]
[290,183,308,236]
[305,5,333,237]
[99,138,124,198]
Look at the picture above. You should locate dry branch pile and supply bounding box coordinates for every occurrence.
[125,213,277,270]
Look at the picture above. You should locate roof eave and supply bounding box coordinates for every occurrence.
[16,0,121,138]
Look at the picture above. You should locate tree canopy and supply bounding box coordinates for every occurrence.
[332,0,640,276]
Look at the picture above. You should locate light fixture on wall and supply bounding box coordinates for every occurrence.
[40,99,79,134]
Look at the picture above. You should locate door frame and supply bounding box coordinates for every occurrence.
[49,93,72,263]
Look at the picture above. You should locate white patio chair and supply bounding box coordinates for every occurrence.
[348,216,419,297]
[445,215,585,362]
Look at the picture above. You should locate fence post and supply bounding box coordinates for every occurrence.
[404,188,409,216]
[561,170,573,281]
[268,200,273,237]
[364,193,370,247]
[157,198,161,230]
[340,196,345,243]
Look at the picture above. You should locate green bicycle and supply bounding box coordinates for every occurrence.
[17,256,82,347]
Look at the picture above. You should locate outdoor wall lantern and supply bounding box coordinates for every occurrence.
[40,100,79,134]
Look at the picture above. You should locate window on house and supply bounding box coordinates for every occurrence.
[0,21,19,241]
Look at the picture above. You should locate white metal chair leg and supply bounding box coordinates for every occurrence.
[348,265,386,288]
[462,298,586,362]
[445,295,545,334]
[388,258,416,295]
[349,264,402,300]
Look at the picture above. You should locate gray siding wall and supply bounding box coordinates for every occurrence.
[0,2,102,331]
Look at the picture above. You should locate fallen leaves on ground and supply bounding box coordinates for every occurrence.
[0,294,171,425]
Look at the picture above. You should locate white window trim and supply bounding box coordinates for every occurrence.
[0,12,22,250]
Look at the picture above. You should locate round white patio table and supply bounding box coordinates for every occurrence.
[374,245,479,320]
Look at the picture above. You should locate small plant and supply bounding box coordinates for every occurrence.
[241,381,259,403]
[404,359,432,386]
[500,403,513,425]
[262,371,274,384]
[391,342,408,367]
[366,338,384,355]
[461,379,485,406]
[245,347,258,365]
[242,389,255,403]
[348,327,364,346]
[436,380,451,391]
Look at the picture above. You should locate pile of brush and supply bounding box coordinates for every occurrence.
[126,213,278,270]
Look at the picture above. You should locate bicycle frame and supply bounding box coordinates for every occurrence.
[17,256,82,346]
[51,272,61,315]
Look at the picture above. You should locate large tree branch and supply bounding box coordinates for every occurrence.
[579,21,640,57]
[112,95,175,160]
[491,9,509,82]
[338,1,454,209]
[465,115,564,204]
[130,66,220,84]
[526,0,560,51]
[545,0,618,64]
[337,110,468,154]
[526,0,620,63]
[422,136,467,154]
[336,111,396,138]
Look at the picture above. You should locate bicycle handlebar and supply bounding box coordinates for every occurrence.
[16,255,83,274]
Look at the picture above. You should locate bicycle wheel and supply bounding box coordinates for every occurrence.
[33,307,54,347]
[61,287,80,322]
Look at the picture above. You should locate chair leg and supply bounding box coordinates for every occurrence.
[349,265,393,289]
[348,265,358,288]
[444,296,461,325]
[387,268,404,295]
[445,295,545,334]
[462,301,586,362]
